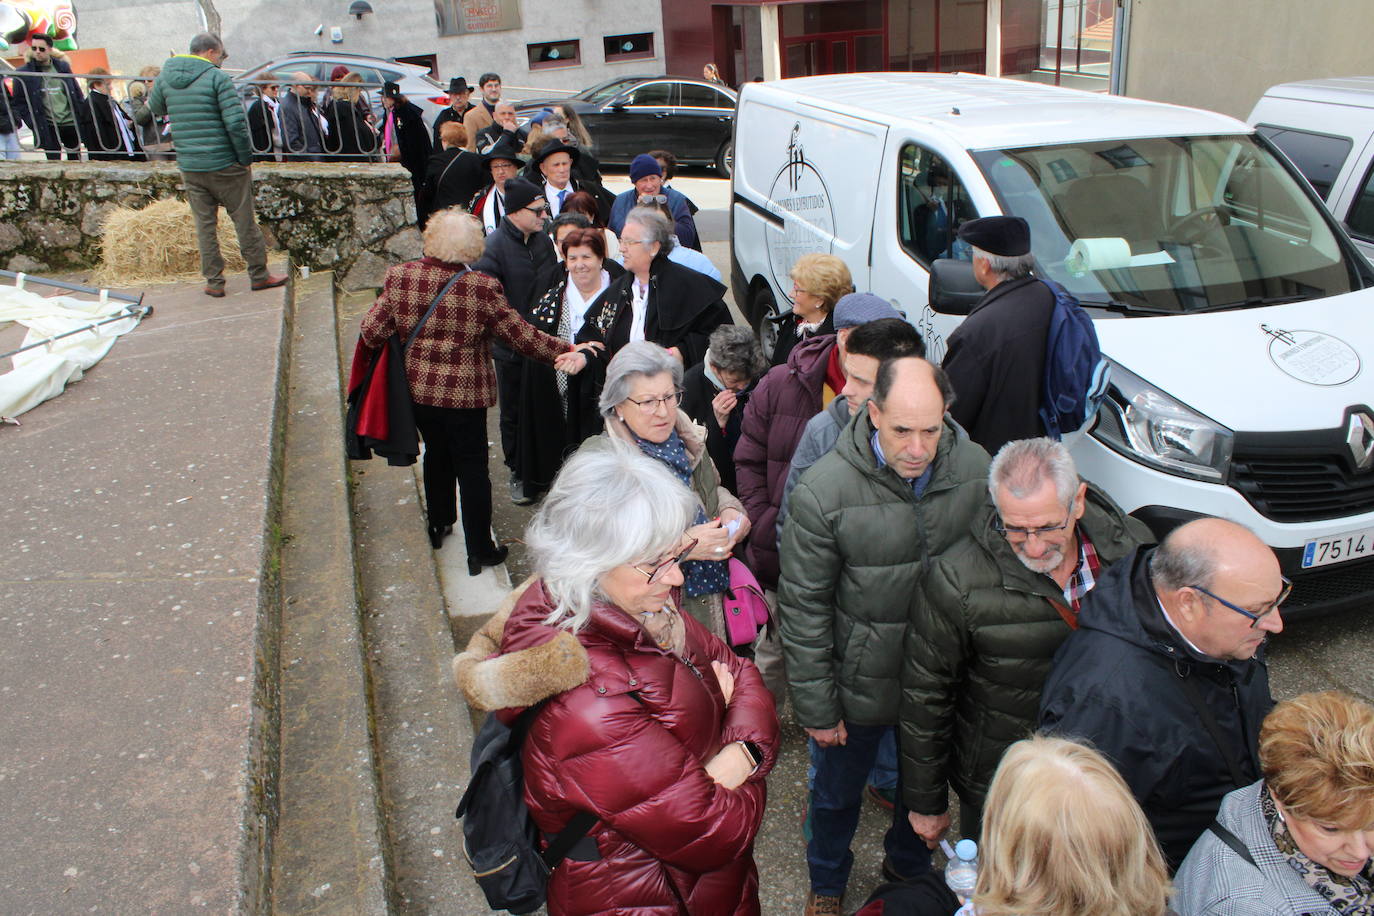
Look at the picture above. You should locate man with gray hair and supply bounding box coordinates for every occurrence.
[1039,516,1285,869]
[149,33,285,297]
[940,214,1053,454]
[900,437,1149,849]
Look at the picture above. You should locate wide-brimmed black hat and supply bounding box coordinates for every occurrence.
[381,81,402,100]
[956,215,1031,257]
[530,138,580,167]
[447,77,471,94]
[482,137,526,169]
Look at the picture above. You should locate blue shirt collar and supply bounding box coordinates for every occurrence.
[871,429,933,498]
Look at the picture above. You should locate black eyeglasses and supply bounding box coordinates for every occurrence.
[634,539,697,584]
[1187,577,1292,629]
[993,503,1073,542]
[625,389,683,412]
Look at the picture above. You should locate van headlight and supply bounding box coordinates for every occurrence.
[1091,361,1234,482]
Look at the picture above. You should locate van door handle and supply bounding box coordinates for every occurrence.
[653,112,670,119]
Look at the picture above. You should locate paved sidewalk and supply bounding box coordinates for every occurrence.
[0,274,286,912]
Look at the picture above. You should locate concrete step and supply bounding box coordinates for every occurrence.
[334,290,492,914]
[272,274,389,914]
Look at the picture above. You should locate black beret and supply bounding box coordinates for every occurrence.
[956,215,1031,257]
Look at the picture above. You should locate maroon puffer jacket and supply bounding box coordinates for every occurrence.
[733,333,837,588]
[498,580,780,916]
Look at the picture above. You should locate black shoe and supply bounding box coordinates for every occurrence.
[427,524,453,549]
[467,543,509,576]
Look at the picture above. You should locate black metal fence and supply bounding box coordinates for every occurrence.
[0,70,393,163]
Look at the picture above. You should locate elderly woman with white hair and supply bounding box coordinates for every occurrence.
[590,341,752,639]
[454,444,780,914]
[578,206,732,368]
[359,207,595,570]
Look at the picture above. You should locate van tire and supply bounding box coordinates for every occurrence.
[715,140,733,178]
[750,283,781,361]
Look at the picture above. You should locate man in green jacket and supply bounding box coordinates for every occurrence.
[779,356,990,916]
[149,33,284,298]
[901,437,1150,851]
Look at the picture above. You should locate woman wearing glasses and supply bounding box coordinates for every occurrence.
[454,444,779,915]
[586,341,750,638]
[1174,690,1374,915]
[578,206,731,369]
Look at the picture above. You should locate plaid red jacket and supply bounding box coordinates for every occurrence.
[360,257,571,409]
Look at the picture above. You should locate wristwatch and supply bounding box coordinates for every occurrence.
[739,740,763,770]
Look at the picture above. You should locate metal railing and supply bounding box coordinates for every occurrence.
[0,70,402,163]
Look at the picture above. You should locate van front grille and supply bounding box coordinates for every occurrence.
[1229,423,1374,523]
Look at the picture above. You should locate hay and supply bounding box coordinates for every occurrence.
[91,198,249,287]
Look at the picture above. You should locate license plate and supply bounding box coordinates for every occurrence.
[1302,527,1374,569]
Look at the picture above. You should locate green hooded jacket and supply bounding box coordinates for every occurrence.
[778,409,990,729]
[899,483,1151,815]
[148,55,251,172]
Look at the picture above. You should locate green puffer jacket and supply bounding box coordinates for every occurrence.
[148,55,251,171]
[900,483,1151,815]
[778,409,989,729]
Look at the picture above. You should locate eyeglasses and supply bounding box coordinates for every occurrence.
[620,236,652,248]
[1187,577,1292,629]
[634,539,698,584]
[993,504,1074,542]
[526,205,549,215]
[625,389,683,412]
[32,46,50,53]
[637,194,668,205]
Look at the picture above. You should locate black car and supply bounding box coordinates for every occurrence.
[516,75,738,176]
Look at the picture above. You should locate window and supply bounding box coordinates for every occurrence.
[604,32,654,62]
[678,83,734,110]
[1347,159,1374,241]
[898,144,977,266]
[527,39,581,70]
[1255,125,1353,200]
[621,82,675,107]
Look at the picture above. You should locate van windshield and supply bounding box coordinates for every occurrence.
[970,135,1361,313]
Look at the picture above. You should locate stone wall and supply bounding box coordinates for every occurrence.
[0,162,421,291]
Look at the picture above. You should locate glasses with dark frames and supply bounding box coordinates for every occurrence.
[1186,577,1293,629]
[993,502,1074,542]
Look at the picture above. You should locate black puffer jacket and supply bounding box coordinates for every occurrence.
[900,483,1149,816]
[472,217,558,361]
[1038,546,1273,870]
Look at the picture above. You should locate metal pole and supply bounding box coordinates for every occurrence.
[0,270,145,307]
[0,304,153,361]
[1055,0,1065,85]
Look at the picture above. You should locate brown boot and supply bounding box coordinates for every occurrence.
[803,891,843,916]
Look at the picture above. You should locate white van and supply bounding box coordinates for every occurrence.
[730,72,1374,617]
[1248,77,1374,263]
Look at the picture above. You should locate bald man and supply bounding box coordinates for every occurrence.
[1039,517,1285,870]
[779,356,990,913]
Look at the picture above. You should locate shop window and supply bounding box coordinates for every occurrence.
[1255,125,1353,201]
[604,32,654,62]
[1345,160,1374,241]
[898,144,978,266]
[527,39,581,70]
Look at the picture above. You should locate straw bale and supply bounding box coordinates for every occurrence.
[90,198,248,286]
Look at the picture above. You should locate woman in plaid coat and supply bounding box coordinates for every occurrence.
[361,207,596,572]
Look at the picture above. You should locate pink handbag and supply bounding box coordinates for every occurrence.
[722,558,771,646]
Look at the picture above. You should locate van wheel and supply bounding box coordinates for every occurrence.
[751,284,780,361]
[714,140,733,178]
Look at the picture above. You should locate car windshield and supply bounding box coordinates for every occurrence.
[578,77,645,105]
[970,135,1362,314]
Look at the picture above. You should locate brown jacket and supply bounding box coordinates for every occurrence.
[461,103,493,151]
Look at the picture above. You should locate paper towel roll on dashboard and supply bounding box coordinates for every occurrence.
[1066,237,1175,274]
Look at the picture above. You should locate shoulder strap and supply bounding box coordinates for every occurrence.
[404,268,469,353]
[1047,597,1079,630]
[1176,670,1248,788]
[1207,819,1258,869]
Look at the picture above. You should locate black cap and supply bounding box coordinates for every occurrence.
[482,136,526,169]
[447,77,470,94]
[502,178,542,214]
[531,138,580,167]
[956,215,1031,257]
[381,81,401,100]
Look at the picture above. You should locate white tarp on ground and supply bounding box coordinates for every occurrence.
[0,282,146,420]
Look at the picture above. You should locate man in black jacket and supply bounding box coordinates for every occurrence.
[431,76,473,148]
[941,215,1056,456]
[1039,517,1285,870]
[471,178,555,504]
[12,34,93,160]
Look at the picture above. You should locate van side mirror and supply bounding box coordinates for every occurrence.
[928,259,982,315]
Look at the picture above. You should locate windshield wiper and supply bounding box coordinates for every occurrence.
[1076,298,1177,316]
[1186,294,1312,313]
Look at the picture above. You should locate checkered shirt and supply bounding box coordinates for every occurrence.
[359,257,570,409]
[1063,528,1102,614]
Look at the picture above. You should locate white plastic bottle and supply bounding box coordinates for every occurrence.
[945,837,979,903]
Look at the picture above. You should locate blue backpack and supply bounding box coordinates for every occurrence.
[1039,279,1111,440]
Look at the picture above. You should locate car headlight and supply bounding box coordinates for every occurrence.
[1092,361,1234,482]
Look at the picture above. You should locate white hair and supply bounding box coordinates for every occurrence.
[598,340,683,417]
[988,437,1079,508]
[526,442,695,631]
[971,245,1036,280]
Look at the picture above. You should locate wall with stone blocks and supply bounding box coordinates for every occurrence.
[0,163,421,291]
